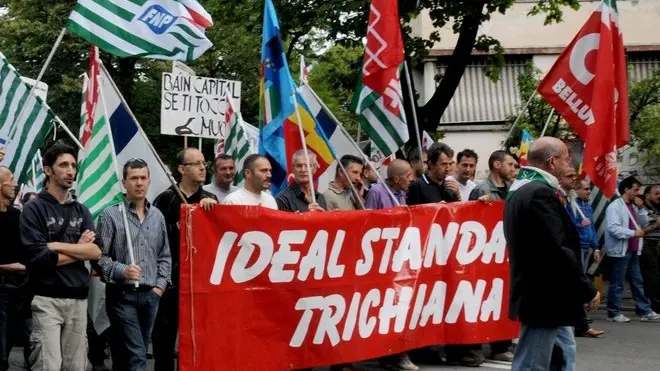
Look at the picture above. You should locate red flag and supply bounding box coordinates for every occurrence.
[81,46,100,147]
[537,0,628,198]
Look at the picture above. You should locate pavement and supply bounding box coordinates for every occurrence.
[7,309,660,371]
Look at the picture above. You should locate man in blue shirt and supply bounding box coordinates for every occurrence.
[558,168,604,338]
[364,159,411,209]
[575,179,601,269]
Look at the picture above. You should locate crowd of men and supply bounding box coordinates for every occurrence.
[0,137,659,371]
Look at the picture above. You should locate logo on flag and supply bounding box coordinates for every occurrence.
[139,5,178,34]
[537,0,628,198]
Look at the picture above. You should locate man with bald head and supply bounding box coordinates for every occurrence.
[504,137,599,371]
[365,159,419,371]
[0,166,30,371]
[153,148,218,371]
[365,159,412,209]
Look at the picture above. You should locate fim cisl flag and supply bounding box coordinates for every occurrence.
[537,0,628,198]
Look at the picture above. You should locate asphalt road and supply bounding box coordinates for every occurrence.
[8,309,659,371]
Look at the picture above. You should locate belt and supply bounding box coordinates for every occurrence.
[107,283,154,292]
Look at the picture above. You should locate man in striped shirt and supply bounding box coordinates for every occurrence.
[97,159,172,371]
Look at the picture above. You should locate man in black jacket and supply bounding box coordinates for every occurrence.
[276,150,326,212]
[504,137,599,371]
[20,142,103,371]
[152,148,217,371]
[407,142,459,206]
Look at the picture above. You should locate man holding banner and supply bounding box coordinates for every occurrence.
[153,148,217,371]
[221,154,278,210]
[276,150,326,212]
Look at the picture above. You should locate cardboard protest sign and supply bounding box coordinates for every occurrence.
[160,72,241,139]
[179,202,518,371]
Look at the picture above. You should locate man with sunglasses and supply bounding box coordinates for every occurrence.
[97,159,172,371]
[152,148,217,371]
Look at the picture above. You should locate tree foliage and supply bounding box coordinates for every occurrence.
[305,45,364,138]
[502,63,575,151]
[0,0,579,166]
[629,68,660,162]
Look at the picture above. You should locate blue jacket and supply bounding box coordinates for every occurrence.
[575,199,599,249]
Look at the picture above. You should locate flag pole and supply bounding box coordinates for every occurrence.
[99,61,188,204]
[98,70,139,288]
[503,91,538,148]
[54,116,84,150]
[289,83,317,205]
[303,83,400,207]
[9,28,77,149]
[540,108,555,137]
[403,61,424,168]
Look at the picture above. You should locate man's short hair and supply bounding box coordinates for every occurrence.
[213,154,234,170]
[409,149,428,163]
[336,154,364,178]
[43,141,77,169]
[242,154,266,175]
[291,149,316,166]
[122,158,150,179]
[457,149,478,164]
[619,176,642,195]
[176,148,197,166]
[643,184,660,199]
[427,142,454,165]
[488,150,512,170]
[21,192,37,205]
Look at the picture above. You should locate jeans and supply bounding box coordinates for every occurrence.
[580,249,591,274]
[512,325,575,371]
[607,251,653,317]
[153,286,178,371]
[0,284,31,371]
[29,296,87,371]
[106,286,160,371]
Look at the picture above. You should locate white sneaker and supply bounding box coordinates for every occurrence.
[607,314,631,323]
[640,311,660,321]
[397,354,419,371]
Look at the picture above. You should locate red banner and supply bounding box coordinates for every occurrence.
[179,202,518,371]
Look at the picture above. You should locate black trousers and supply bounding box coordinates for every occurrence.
[153,286,179,371]
[640,240,660,312]
[0,284,30,371]
[445,340,511,359]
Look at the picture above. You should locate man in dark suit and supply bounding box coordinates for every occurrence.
[504,137,600,371]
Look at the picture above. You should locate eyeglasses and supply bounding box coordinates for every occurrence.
[182,161,206,168]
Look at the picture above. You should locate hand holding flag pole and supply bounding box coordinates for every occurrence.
[289,81,317,205]
[303,82,397,208]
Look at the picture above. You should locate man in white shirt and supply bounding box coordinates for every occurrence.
[203,154,239,202]
[222,154,278,210]
[446,149,477,201]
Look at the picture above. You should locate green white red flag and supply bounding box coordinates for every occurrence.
[354,0,409,156]
[537,0,629,198]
